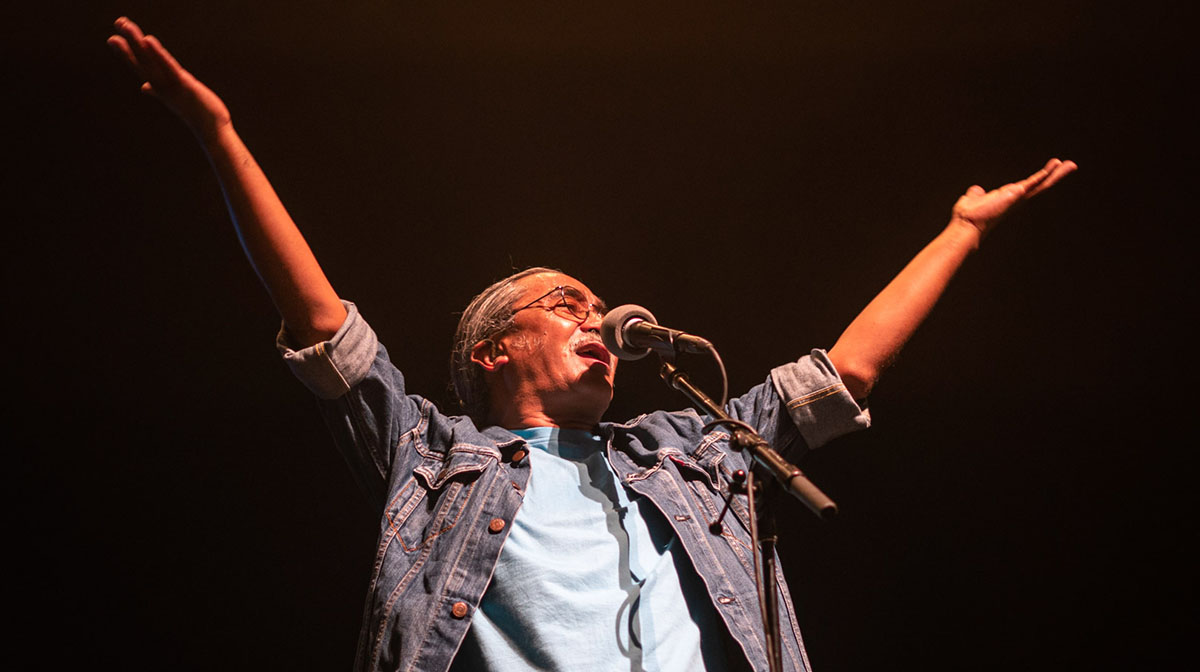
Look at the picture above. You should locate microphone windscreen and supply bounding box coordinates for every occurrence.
[601,304,658,361]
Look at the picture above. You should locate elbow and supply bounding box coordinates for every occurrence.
[308,311,347,340]
[283,324,335,349]
[284,305,347,349]
[841,370,875,402]
[831,356,877,401]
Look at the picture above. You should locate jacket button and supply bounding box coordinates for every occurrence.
[511,449,528,462]
[488,518,506,533]
[451,601,469,619]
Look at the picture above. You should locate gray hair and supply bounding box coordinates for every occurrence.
[450,266,559,423]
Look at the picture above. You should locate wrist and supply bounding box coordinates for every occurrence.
[944,217,984,251]
[196,120,237,153]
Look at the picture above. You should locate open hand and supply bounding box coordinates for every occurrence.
[107,17,231,141]
[951,158,1078,235]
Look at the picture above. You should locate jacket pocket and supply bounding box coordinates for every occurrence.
[387,446,491,553]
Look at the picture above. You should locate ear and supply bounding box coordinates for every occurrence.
[470,339,509,372]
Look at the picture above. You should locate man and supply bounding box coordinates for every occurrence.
[108,16,1075,672]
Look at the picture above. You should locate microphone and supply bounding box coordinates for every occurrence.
[601,304,714,361]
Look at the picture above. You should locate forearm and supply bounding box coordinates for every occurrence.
[200,123,346,346]
[828,219,980,398]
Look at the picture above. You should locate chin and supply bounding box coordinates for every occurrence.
[579,380,613,404]
[571,383,613,419]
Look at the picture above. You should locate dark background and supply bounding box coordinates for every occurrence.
[6,1,1194,669]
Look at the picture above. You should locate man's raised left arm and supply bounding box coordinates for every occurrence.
[827,158,1077,399]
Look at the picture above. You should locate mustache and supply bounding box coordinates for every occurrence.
[571,333,606,350]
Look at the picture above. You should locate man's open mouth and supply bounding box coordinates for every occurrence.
[576,342,611,364]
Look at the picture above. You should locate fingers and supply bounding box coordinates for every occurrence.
[109,17,149,78]
[144,35,185,74]
[1011,158,1058,194]
[110,17,182,92]
[106,34,142,77]
[996,158,1078,201]
[1025,159,1077,197]
[114,16,145,39]
[114,16,156,56]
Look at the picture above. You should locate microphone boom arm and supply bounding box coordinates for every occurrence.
[658,360,838,520]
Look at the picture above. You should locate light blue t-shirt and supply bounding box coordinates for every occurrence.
[450,427,728,671]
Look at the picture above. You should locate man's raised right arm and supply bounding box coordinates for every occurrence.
[108,17,346,347]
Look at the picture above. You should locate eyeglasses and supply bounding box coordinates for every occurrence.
[513,285,607,323]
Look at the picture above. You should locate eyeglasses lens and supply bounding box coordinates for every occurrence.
[556,288,591,320]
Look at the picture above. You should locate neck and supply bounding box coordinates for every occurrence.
[494,409,599,431]
[490,394,603,430]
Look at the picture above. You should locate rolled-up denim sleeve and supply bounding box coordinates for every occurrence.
[770,349,871,449]
[276,301,429,509]
[275,301,378,400]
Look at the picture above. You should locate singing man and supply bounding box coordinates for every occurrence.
[109,16,1075,672]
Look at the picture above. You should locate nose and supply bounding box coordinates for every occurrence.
[581,307,603,332]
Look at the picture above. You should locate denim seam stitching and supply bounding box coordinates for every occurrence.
[773,559,809,671]
[384,479,422,542]
[623,448,683,483]
[786,383,846,409]
[371,534,437,670]
[402,472,503,672]
[398,479,478,553]
[662,469,765,666]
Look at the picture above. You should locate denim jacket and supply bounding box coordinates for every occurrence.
[279,303,870,672]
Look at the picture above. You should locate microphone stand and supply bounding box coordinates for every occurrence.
[657,360,837,518]
[657,356,836,672]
